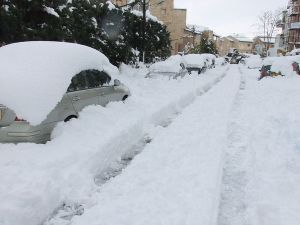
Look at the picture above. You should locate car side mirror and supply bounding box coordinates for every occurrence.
[180,63,185,69]
[114,79,121,86]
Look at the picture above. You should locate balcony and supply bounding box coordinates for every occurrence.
[289,6,300,15]
[290,22,300,29]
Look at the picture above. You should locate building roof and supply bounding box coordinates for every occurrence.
[229,34,253,43]
[255,36,276,44]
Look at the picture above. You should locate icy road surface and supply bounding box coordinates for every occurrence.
[1,65,300,225]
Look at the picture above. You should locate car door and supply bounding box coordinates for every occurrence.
[67,70,100,113]
[94,71,119,106]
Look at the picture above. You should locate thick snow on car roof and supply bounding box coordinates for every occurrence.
[183,54,215,67]
[0,41,119,125]
[263,55,300,76]
[149,55,186,73]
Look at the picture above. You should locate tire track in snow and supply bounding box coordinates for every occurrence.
[42,67,230,225]
[217,66,252,225]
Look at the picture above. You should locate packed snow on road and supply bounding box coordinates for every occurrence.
[1,61,300,225]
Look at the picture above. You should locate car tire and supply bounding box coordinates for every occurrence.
[64,115,78,122]
[122,95,129,102]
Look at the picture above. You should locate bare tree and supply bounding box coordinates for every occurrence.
[257,9,283,54]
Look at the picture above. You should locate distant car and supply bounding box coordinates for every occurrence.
[146,55,188,79]
[183,54,216,74]
[0,42,130,143]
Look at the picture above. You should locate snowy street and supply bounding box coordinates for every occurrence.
[1,65,300,225]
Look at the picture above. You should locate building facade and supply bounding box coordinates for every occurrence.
[216,35,253,56]
[110,0,127,6]
[149,0,187,54]
[288,0,300,50]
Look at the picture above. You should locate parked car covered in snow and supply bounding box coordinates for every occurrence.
[146,55,188,79]
[0,41,130,143]
[183,54,216,74]
[258,56,300,80]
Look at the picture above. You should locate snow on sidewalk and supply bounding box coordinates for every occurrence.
[70,66,242,225]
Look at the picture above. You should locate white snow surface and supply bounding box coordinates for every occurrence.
[130,10,162,24]
[0,41,118,125]
[106,1,116,10]
[244,55,262,69]
[184,54,216,68]
[44,6,60,17]
[1,64,300,225]
[0,65,227,225]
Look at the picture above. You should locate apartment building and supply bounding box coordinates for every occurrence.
[148,0,187,54]
[216,35,253,56]
[288,0,300,50]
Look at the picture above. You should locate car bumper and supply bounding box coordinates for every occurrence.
[0,122,51,144]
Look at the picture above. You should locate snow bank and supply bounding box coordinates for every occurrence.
[245,55,262,69]
[0,41,118,125]
[149,55,186,73]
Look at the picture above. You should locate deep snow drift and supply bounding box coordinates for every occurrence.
[0,65,227,225]
[1,63,300,225]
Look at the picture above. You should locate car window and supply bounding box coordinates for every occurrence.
[67,70,112,92]
[86,70,111,87]
[67,71,88,92]
[97,71,111,86]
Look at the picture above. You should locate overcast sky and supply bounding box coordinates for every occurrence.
[174,0,286,37]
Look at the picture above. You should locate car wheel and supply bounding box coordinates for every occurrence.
[122,95,129,102]
[64,115,78,122]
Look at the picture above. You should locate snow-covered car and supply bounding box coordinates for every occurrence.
[258,55,300,80]
[146,55,188,79]
[0,42,130,143]
[183,54,216,74]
